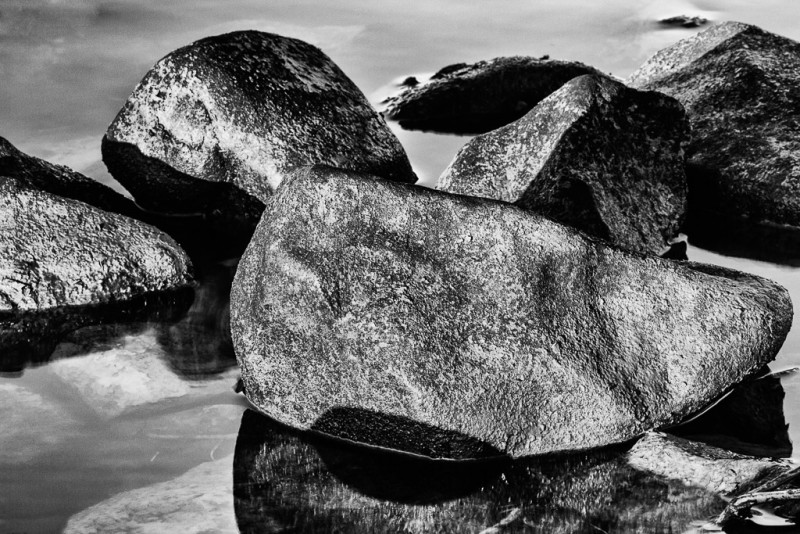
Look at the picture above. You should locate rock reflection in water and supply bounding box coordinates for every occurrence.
[233,410,727,533]
[158,261,238,380]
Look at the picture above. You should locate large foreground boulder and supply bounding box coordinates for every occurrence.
[231,166,792,458]
[438,74,689,255]
[628,22,800,227]
[103,30,416,250]
[1,176,193,351]
[381,56,603,133]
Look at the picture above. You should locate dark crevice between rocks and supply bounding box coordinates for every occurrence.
[102,137,265,261]
[0,286,194,376]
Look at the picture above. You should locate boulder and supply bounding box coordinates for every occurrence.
[381,56,604,134]
[0,176,193,354]
[231,165,792,458]
[628,432,792,495]
[0,136,139,218]
[437,74,689,255]
[628,22,800,228]
[103,30,416,250]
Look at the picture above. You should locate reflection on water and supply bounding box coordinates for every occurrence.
[234,410,726,533]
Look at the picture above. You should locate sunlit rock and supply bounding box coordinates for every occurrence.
[381,56,603,134]
[103,30,416,253]
[231,166,792,458]
[64,455,237,534]
[628,432,793,495]
[628,22,800,229]
[0,176,193,359]
[0,383,83,464]
[437,74,689,255]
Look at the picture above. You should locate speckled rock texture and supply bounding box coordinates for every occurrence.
[628,22,800,227]
[381,56,603,134]
[103,30,416,230]
[0,176,192,313]
[0,136,139,218]
[437,75,689,255]
[231,166,793,458]
[628,432,792,495]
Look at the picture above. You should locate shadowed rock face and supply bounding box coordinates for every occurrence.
[0,136,139,218]
[103,30,416,228]
[381,56,604,134]
[438,74,689,255]
[231,165,793,458]
[0,176,194,355]
[628,22,800,228]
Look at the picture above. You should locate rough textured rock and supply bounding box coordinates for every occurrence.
[437,74,689,255]
[628,22,800,228]
[0,176,192,313]
[0,136,139,217]
[233,409,727,534]
[103,30,416,247]
[628,432,792,495]
[381,56,604,134]
[231,166,793,458]
[0,176,193,354]
[64,455,237,534]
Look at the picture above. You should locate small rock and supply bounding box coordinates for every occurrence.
[628,432,793,495]
[231,165,792,458]
[438,74,690,255]
[103,30,416,252]
[381,56,604,133]
[64,455,237,534]
[628,22,800,228]
[659,15,709,28]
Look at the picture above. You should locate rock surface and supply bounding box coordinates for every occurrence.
[0,136,138,217]
[231,166,793,458]
[628,432,792,495]
[381,56,603,134]
[0,176,193,356]
[64,455,237,534]
[438,74,689,255]
[0,176,192,313]
[628,22,800,227]
[103,30,416,244]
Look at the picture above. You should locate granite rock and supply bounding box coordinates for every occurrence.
[381,56,603,133]
[628,22,800,227]
[231,166,792,458]
[103,30,416,249]
[438,74,689,255]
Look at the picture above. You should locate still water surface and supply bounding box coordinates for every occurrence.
[1,1,800,532]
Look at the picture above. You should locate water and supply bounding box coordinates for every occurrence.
[2,1,800,532]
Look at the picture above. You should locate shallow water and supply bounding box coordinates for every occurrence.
[2,1,800,532]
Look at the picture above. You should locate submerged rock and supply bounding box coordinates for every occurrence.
[381,56,603,134]
[628,22,800,228]
[628,432,792,495]
[438,74,689,255]
[0,176,193,354]
[0,136,138,217]
[231,166,792,458]
[103,30,416,250]
[64,455,237,534]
